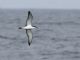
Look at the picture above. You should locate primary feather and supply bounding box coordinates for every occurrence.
[26,11,33,26]
[26,29,32,46]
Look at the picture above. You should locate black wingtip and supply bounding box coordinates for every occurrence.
[28,42,31,46]
[28,11,31,14]
[27,11,33,19]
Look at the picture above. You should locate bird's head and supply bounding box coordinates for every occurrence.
[18,27,22,29]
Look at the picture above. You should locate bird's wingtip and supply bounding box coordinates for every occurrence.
[28,11,31,14]
[28,42,31,46]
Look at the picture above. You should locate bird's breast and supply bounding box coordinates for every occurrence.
[23,26,35,29]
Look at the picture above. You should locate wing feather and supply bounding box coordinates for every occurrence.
[26,11,33,26]
[26,29,32,45]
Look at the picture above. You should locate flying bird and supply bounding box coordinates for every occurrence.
[19,11,37,46]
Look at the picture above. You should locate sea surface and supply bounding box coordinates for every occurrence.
[0,9,80,60]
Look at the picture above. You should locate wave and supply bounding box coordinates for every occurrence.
[0,35,17,40]
[36,21,80,26]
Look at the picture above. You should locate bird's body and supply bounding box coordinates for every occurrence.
[19,11,37,46]
[22,25,35,29]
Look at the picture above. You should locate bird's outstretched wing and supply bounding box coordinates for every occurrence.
[26,29,32,45]
[26,11,33,26]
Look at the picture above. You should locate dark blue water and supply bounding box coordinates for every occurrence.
[0,9,80,60]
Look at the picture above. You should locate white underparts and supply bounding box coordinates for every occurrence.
[22,25,35,29]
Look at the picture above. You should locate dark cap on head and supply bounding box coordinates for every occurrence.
[18,27,22,29]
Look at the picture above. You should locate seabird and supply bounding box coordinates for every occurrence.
[19,11,37,46]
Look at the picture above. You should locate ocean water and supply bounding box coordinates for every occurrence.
[0,9,80,60]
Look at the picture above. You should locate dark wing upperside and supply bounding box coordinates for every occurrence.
[26,11,33,26]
